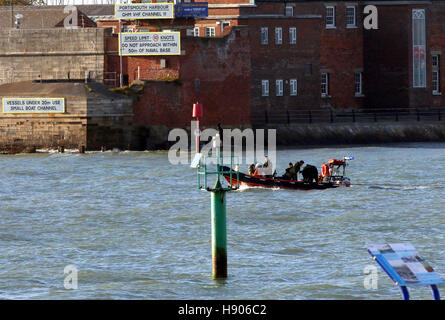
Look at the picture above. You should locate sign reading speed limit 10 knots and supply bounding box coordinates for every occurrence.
[119,32,181,56]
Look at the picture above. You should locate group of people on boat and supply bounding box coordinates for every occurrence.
[246,157,345,184]
[248,156,274,178]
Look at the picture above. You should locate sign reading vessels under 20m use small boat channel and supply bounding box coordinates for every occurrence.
[2,98,65,113]
[119,32,181,56]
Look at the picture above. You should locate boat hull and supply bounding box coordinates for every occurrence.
[221,167,339,190]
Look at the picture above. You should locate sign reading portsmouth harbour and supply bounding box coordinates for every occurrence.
[115,3,174,19]
[175,2,208,18]
[2,98,65,113]
[119,32,181,56]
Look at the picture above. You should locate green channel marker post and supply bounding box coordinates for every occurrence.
[211,179,227,278]
[211,134,227,278]
[195,133,239,279]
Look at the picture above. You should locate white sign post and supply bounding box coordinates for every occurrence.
[2,98,65,113]
[115,3,174,19]
[119,32,181,56]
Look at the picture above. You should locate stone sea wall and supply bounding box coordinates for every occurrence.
[266,122,445,146]
[148,121,445,150]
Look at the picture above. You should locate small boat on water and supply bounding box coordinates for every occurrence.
[221,157,353,191]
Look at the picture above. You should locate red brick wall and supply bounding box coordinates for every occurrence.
[248,16,322,114]
[128,56,180,84]
[362,4,443,109]
[428,3,445,108]
[363,5,412,108]
[133,27,251,128]
[320,2,364,110]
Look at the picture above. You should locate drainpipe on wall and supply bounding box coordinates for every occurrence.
[11,1,13,29]
[119,19,123,87]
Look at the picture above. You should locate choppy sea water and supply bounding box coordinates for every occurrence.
[0,143,445,300]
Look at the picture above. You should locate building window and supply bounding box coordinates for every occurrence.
[346,6,356,27]
[305,64,313,76]
[285,6,293,17]
[432,55,440,94]
[432,55,440,68]
[276,79,283,96]
[326,6,335,28]
[321,73,329,96]
[275,27,282,44]
[289,27,297,44]
[205,27,215,37]
[355,72,362,95]
[433,71,440,94]
[262,80,269,96]
[413,9,426,88]
[193,27,199,37]
[221,21,230,31]
[290,79,298,96]
[261,27,268,45]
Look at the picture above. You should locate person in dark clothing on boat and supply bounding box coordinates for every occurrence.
[293,160,304,180]
[302,164,318,183]
[282,163,294,180]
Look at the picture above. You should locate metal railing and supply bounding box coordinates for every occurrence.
[252,108,444,125]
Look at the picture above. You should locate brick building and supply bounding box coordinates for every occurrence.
[2,1,445,150]
[363,1,445,109]
[96,0,368,132]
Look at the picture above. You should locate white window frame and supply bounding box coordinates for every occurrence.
[221,21,230,33]
[205,27,215,37]
[412,9,426,88]
[326,6,336,28]
[355,72,363,95]
[346,6,357,28]
[290,79,298,96]
[432,70,440,94]
[285,6,293,17]
[289,27,297,45]
[275,27,282,45]
[193,27,199,37]
[321,73,329,96]
[276,79,283,96]
[262,80,269,96]
[432,55,440,94]
[261,27,268,45]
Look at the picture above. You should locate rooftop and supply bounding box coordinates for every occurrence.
[0,5,96,29]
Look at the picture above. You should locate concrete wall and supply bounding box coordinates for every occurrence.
[0,28,106,85]
[0,87,88,152]
[262,121,445,146]
[0,82,134,152]
[86,95,134,150]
